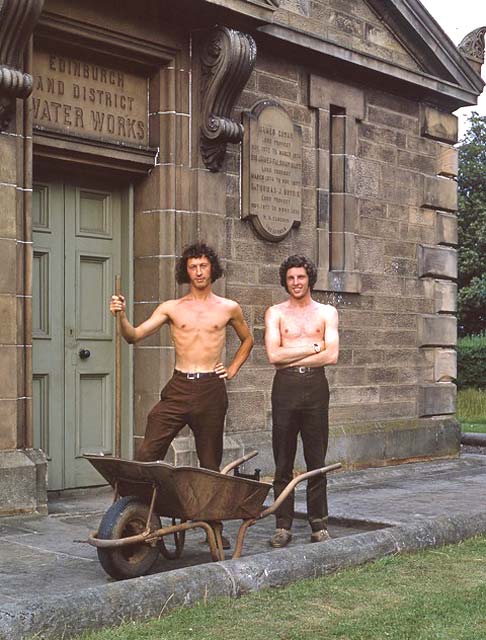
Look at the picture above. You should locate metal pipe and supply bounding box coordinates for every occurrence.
[461,432,486,447]
[259,463,342,519]
[220,450,258,475]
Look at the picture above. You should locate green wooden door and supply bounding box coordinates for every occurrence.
[33,181,123,489]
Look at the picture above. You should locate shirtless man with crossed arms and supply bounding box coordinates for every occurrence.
[110,242,253,473]
[265,255,339,548]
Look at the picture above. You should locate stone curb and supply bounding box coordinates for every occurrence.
[2,510,486,640]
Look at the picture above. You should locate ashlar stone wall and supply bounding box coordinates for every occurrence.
[221,41,459,469]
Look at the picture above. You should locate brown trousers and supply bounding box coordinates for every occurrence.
[136,371,228,471]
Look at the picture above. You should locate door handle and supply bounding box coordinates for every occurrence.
[79,348,91,360]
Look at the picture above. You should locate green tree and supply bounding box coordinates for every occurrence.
[457,113,486,336]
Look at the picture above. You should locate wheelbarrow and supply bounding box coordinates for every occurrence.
[86,451,341,580]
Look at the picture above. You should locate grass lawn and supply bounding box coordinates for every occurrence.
[457,388,486,432]
[73,536,486,640]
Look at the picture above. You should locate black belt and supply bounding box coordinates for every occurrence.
[174,369,217,380]
[280,366,323,374]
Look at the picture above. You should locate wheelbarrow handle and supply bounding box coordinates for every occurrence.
[259,463,342,519]
[220,450,258,475]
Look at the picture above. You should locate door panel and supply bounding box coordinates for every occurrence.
[32,183,65,489]
[33,180,124,490]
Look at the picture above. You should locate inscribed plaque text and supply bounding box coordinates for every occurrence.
[32,51,149,147]
[242,101,302,241]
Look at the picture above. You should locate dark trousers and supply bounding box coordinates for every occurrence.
[136,372,228,471]
[271,367,329,532]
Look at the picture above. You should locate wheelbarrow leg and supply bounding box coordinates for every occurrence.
[211,522,226,561]
[232,519,256,559]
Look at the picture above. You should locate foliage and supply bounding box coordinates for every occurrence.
[457,113,486,336]
[456,334,486,389]
[72,536,486,640]
[457,387,486,431]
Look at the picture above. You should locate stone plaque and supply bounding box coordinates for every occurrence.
[32,51,149,147]
[242,101,302,242]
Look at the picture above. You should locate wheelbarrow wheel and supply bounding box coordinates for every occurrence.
[97,495,161,580]
[158,518,186,559]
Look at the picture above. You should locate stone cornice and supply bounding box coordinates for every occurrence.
[0,0,45,130]
[201,0,279,23]
[258,0,484,110]
[258,23,481,110]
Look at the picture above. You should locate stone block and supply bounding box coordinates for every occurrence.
[0,449,47,516]
[367,106,418,133]
[134,346,174,395]
[436,145,458,178]
[418,245,457,279]
[0,295,16,344]
[0,239,16,295]
[422,348,456,383]
[226,390,266,433]
[317,108,330,149]
[196,169,227,215]
[315,270,361,293]
[436,212,458,246]
[418,315,457,347]
[420,106,458,144]
[422,176,457,212]
[0,185,16,238]
[419,383,456,416]
[256,73,299,102]
[434,280,457,313]
[0,134,17,183]
[309,75,365,120]
[356,236,385,273]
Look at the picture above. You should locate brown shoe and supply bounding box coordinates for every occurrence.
[310,529,331,543]
[270,528,292,548]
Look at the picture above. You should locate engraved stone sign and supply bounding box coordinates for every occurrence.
[242,101,302,242]
[32,50,149,147]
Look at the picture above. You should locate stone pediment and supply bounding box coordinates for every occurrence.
[276,0,422,73]
[259,0,484,109]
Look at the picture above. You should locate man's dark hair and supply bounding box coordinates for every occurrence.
[176,242,224,284]
[279,255,318,292]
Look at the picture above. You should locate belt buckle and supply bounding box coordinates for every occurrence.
[187,372,197,380]
[298,366,307,374]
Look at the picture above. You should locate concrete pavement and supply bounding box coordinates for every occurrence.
[1,452,486,639]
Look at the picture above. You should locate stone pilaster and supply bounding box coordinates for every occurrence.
[0,0,47,515]
[418,107,458,421]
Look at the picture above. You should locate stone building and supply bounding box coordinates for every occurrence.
[0,0,484,514]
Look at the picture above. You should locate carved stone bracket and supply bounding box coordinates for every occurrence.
[458,26,486,74]
[0,0,45,131]
[200,26,256,172]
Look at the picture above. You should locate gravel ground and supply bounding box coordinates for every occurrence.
[461,444,486,455]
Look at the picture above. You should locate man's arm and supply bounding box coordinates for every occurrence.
[215,304,254,380]
[292,306,339,367]
[109,295,170,344]
[264,306,325,366]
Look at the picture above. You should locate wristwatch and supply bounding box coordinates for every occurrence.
[313,342,321,353]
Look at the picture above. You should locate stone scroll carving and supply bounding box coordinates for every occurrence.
[200,26,256,172]
[0,0,45,130]
[458,26,486,65]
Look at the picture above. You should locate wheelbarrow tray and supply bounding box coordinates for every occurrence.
[86,455,271,522]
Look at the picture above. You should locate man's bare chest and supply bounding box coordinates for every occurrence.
[280,311,324,340]
[170,306,229,334]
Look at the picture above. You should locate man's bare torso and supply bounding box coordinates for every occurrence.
[274,300,331,369]
[164,294,236,372]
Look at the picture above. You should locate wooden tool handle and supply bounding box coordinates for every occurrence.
[115,275,122,458]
